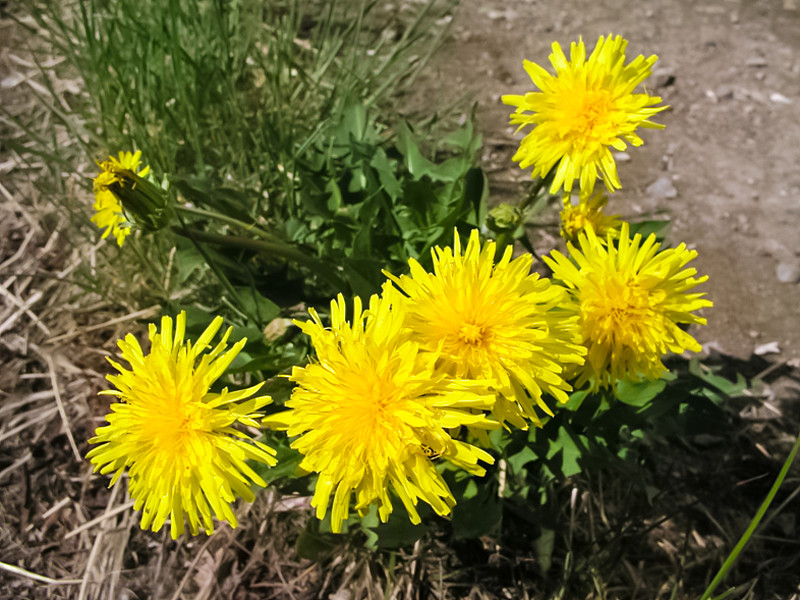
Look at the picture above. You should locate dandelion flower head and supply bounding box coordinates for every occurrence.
[91,150,150,246]
[386,230,586,428]
[87,312,276,539]
[560,192,623,244]
[544,223,712,391]
[502,34,667,196]
[265,288,495,533]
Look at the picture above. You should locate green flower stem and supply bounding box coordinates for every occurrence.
[171,225,346,291]
[495,231,513,256]
[519,164,557,212]
[519,176,548,213]
[175,204,286,246]
[699,431,800,600]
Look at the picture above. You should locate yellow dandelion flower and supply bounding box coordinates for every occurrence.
[91,150,150,246]
[502,34,667,195]
[543,223,713,391]
[87,312,276,539]
[264,288,495,533]
[385,230,586,428]
[560,192,623,244]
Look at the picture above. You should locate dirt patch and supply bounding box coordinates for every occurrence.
[414,0,800,361]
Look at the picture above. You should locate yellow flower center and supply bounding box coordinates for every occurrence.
[562,210,586,239]
[578,90,612,134]
[558,87,614,146]
[581,275,658,345]
[458,322,485,346]
[340,370,407,451]
[362,377,395,413]
[140,386,211,458]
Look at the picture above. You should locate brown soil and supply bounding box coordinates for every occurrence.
[417,0,800,362]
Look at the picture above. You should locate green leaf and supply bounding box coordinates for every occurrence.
[564,389,591,412]
[341,257,385,299]
[172,244,207,286]
[370,503,429,549]
[463,167,487,222]
[397,122,439,180]
[688,360,748,397]
[332,102,369,146]
[628,219,671,240]
[451,479,502,539]
[616,378,667,408]
[233,286,280,326]
[358,505,381,550]
[252,434,303,484]
[370,148,402,200]
[401,180,438,225]
[506,445,538,473]
[325,178,344,212]
[488,427,512,453]
[440,118,474,151]
[547,426,583,478]
[299,183,337,218]
[461,478,479,501]
[296,523,337,561]
[233,342,305,375]
[427,156,470,182]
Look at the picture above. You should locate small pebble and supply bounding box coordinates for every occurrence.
[746,56,768,67]
[646,176,678,199]
[754,341,781,356]
[613,151,631,162]
[762,239,793,261]
[487,8,518,20]
[776,260,800,283]
[651,66,675,89]
[769,92,792,104]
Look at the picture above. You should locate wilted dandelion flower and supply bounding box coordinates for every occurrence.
[560,192,623,244]
[385,230,586,428]
[87,312,276,539]
[92,150,150,246]
[544,223,712,391]
[265,289,495,533]
[503,34,667,195]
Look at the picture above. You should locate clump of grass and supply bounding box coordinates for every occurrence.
[5,0,473,311]
[12,0,456,217]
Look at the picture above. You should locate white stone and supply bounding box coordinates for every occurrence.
[646,176,678,200]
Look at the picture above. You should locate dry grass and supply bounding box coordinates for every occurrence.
[0,58,321,594]
[0,190,321,599]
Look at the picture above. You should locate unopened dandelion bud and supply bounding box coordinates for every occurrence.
[99,163,171,231]
[487,203,522,234]
[91,150,170,245]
